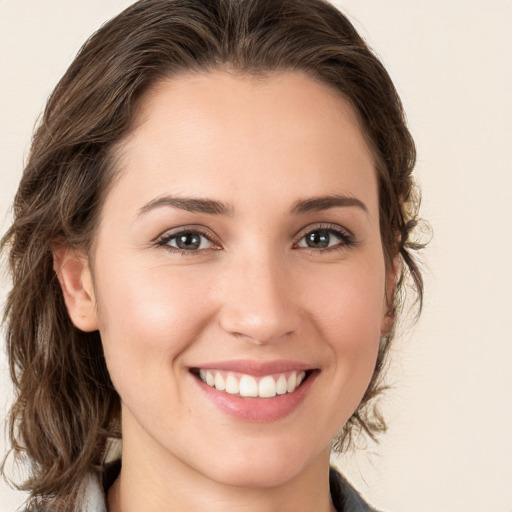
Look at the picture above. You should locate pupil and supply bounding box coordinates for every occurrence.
[307,230,329,248]
[177,232,201,250]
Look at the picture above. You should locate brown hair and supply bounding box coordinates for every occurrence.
[1,0,424,509]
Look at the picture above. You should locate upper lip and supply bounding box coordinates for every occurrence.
[190,359,315,377]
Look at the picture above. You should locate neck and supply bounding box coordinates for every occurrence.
[108,418,336,512]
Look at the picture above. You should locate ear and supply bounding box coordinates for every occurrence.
[381,253,402,336]
[53,244,98,332]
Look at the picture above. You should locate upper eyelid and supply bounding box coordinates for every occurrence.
[155,225,218,243]
[292,224,357,254]
[293,223,354,241]
[155,229,220,255]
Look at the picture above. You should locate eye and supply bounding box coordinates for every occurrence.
[156,228,218,253]
[296,226,354,251]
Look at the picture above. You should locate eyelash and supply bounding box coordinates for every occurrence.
[294,223,355,253]
[155,226,220,255]
[155,224,355,256]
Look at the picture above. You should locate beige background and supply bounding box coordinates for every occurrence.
[1,1,511,510]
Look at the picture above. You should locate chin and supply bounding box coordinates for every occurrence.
[193,438,327,489]
[207,459,303,489]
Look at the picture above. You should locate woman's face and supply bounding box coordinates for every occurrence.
[85,71,394,487]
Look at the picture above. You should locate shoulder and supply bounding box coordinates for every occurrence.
[329,467,383,512]
[20,461,119,512]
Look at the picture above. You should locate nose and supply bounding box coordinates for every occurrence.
[217,252,302,345]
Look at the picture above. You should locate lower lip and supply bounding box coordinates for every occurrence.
[193,371,318,422]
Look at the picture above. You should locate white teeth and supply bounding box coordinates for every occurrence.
[198,369,308,398]
[276,375,287,395]
[239,375,259,397]
[258,376,277,398]
[286,372,297,393]
[214,373,225,391]
[225,374,240,394]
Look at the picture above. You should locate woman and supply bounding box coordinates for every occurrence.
[1,0,424,510]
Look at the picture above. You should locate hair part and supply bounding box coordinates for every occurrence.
[1,0,425,509]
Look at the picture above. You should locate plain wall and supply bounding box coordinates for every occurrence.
[1,1,511,510]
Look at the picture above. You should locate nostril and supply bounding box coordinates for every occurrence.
[218,311,300,346]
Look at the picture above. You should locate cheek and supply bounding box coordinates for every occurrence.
[304,258,385,380]
[94,259,216,389]
[308,258,385,336]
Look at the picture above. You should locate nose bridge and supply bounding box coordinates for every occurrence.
[218,246,300,344]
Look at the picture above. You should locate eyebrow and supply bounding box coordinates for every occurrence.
[138,196,234,217]
[289,194,368,215]
[138,193,368,217]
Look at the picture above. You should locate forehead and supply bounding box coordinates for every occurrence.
[110,69,378,214]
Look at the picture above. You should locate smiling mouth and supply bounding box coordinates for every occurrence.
[192,369,311,398]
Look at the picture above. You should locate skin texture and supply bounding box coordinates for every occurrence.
[56,70,396,512]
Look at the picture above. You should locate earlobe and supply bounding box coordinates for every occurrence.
[53,245,98,332]
[381,253,402,336]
